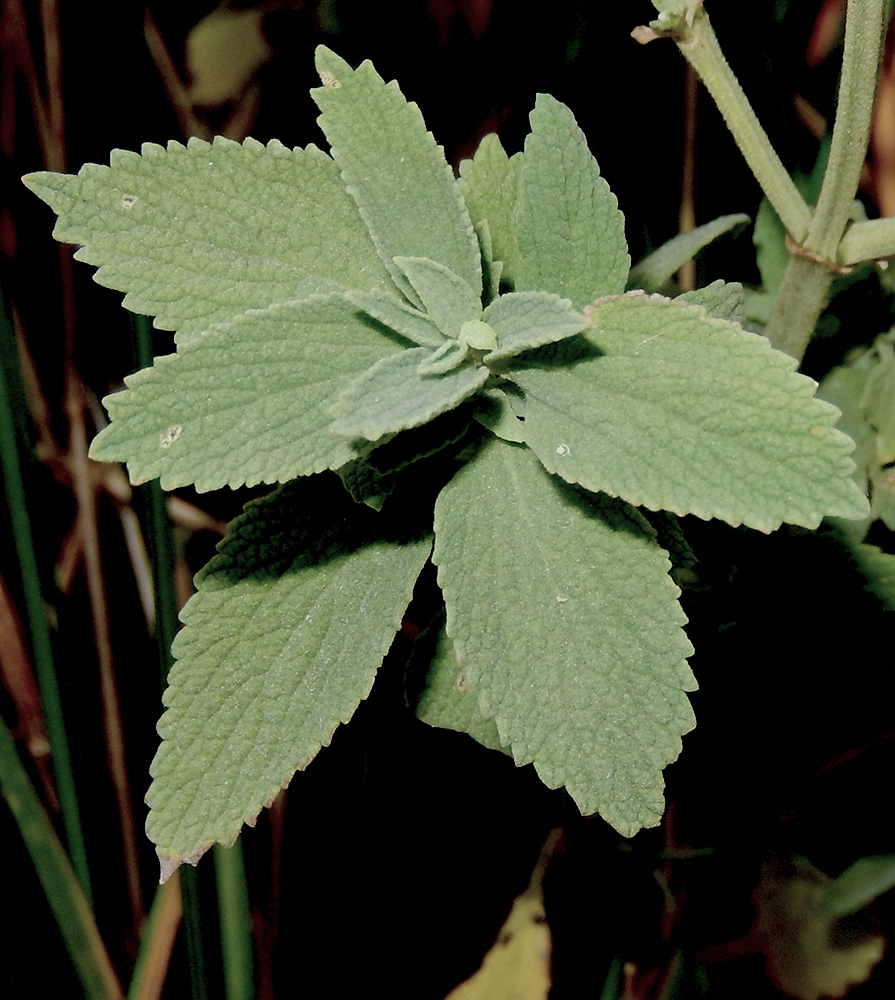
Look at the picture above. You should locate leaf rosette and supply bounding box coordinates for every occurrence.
[24,45,868,873]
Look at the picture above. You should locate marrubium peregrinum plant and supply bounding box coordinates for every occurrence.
[24,47,867,880]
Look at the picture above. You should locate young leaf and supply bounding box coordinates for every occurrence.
[515,95,629,307]
[482,291,590,363]
[146,477,432,878]
[328,347,489,440]
[312,46,482,305]
[23,138,393,345]
[393,257,482,337]
[512,293,869,532]
[458,134,522,287]
[676,279,746,326]
[89,295,403,491]
[433,438,695,836]
[344,288,446,348]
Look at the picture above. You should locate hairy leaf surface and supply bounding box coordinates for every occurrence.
[329,347,489,440]
[513,294,869,532]
[483,291,590,362]
[24,138,393,344]
[89,295,402,491]
[312,47,481,305]
[515,95,628,307]
[433,438,695,835]
[458,134,522,287]
[147,477,432,877]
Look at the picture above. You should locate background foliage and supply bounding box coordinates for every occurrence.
[2,1,895,998]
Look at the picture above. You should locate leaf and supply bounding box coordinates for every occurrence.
[433,438,695,836]
[820,855,895,918]
[23,138,393,345]
[676,279,746,326]
[458,134,522,287]
[89,295,402,491]
[393,257,482,336]
[328,347,489,440]
[753,857,886,1000]
[185,7,271,107]
[515,94,629,307]
[474,386,527,443]
[483,291,590,363]
[860,339,895,465]
[512,293,869,532]
[312,47,482,306]
[626,213,750,292]
[146,477,432,878]
[413,625,507,754]
[345,288,446,348]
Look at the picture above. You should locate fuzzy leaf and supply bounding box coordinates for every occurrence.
[312,47,481,305]
[676,279,746,326]
[345,289,446,348]
[627,214,749,292]
[328,347,489,440]
[515,95,628,307]
[89,295,401,491]
[820,855,895,919]
[474,387,527,443]
[458,134,522,287]
[393,257,482,336]
[483,291,590,363]
[146,477,432,878]
[23,138,393,345]
[512,293,869,532]
[413,626,507,754]
[433,438,695,835]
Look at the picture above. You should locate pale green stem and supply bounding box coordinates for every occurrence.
[673,9,812,243]
[838,216,895,263]
[766,0,887,359]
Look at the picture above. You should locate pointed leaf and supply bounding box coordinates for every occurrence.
[820,855,895,918]
[433,438,695,835]
[627,214,750,292]
[474,386,527,443]
[458,134,522,286]
[394,257,482,336]
[312,47,481,304]
[483,291,590,363]
[89,295,401,491]
[329,347,489,440]
[146,477,432,875]
[345,288,446,348]
[24,138,393,344]
[515,95,628,307]
[512,293,869,532]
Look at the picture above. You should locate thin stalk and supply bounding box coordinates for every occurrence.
[672,8,813,243]
[766,0,887,359]
[0,712,123,999]
[838,215,895,262]
[127,875,183,1000]
[214,841,255,1000]
[0,277,92,900]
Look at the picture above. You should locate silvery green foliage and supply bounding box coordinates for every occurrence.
[25,47,867,876]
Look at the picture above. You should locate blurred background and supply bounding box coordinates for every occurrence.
[2,2,895,997]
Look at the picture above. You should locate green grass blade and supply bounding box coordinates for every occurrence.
[0,714,123,999]
[214,841,254,1000]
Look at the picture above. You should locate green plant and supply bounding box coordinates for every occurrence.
[22,7,885,885]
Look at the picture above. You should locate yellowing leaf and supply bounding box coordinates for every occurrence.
[444,883,551,999]
[186,7,272,108]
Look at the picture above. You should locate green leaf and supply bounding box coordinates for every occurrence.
[458,134,522,287]
[512,293,869,532]
[474,386,527,443]
[394,257,482,336]
[515,94,628,307]
[312,46,482,305]
[433,438,695,835]
[676,279,746,326]
[860,339,895,465]
[23,138,393,345]
[627,214,750,292]
[483,291,590,363]
[146,477,432,877]
[413,625,507,754]
[819,855,895,918]
[89,295,402,491]
[328,347,489,440]
[344,289,446,348]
